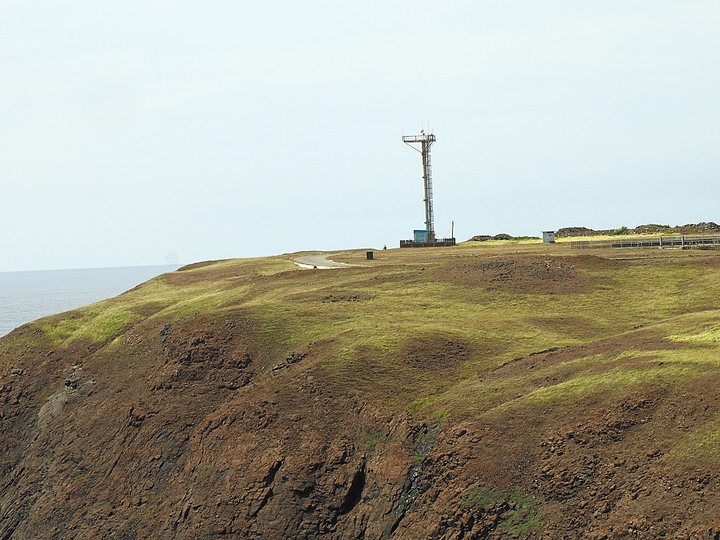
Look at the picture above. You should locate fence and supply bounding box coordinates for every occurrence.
[400,238,457,248]
[571,235,720,250]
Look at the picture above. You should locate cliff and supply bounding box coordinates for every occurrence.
[2,243,720,538]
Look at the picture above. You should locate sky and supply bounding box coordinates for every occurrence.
[1,1,719,271]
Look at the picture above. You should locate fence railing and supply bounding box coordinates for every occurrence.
[571,235,720,250]
[400,238,456,248]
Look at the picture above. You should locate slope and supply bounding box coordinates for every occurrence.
[1,242,720,538]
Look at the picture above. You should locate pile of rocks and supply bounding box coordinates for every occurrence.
[469,233,522,242]
[556,222,720,237]
[555,227,608,237]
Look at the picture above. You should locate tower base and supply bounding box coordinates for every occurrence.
[399,238,456,248]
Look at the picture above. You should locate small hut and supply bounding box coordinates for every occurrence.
[542,231,556,244]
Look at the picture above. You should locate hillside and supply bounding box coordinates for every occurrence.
[2,241,720,538]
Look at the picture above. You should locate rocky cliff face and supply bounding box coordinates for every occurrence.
[0,318,439,538]
[2,249,720,538]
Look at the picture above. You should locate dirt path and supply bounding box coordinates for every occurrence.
[293,254,356,269]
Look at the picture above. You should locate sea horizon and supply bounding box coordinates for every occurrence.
[0,262,185,275]
[0,264,181,338]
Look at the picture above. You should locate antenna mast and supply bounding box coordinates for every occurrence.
[403,130,436,241]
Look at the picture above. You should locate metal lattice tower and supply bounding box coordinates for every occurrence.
[403,131,437,241]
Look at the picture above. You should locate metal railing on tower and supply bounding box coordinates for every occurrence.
[403,131,436,242]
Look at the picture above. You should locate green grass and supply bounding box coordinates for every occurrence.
[520,364,694,405]
[360,428,385,450]
[11,244,720,459]
[678,423,720,461]
[45,246,720,408]
[42,307,135,345]
[43,317,83,343]
[29,248,720,360]
[670,325,720,344]
[460,485,541,534]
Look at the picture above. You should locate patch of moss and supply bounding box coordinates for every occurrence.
[460,485,541,534]
[408,394,440,414]
[433,407,448,423]
[361,428,385,450]
[412,426,437,463]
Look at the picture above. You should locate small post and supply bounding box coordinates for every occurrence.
[451,220,455,240]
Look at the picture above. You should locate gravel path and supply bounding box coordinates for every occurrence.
[293,254,356,269]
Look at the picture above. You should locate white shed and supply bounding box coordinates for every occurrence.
[542,231,556,244]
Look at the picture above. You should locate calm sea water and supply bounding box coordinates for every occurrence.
[0,265,180,338]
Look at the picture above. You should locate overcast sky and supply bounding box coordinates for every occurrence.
[1,1,719,271]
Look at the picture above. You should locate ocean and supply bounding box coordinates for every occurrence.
[0,265,180,338]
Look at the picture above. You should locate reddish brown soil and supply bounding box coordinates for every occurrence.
[404,336,470,370]
[437,255,601,294]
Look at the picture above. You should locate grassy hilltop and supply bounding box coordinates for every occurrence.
[2,239,720,538]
